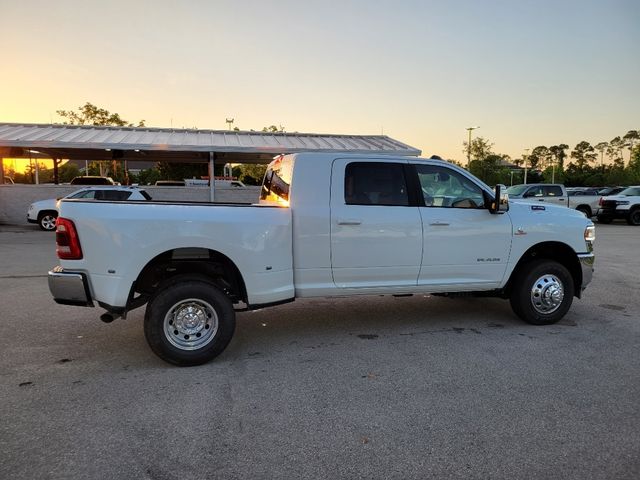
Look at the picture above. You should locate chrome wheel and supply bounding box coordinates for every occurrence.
[530,274,564,314]
[163,299,219,351]
[40,214,57,231]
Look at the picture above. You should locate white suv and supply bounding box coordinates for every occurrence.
[27,186,151,231]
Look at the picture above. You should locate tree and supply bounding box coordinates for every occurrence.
[549,144,569,169]
[57,102,145,127]
[463,137,494,163]
[528,146,550,170]
[627,144,640,184]
[623,130,639,164]
[56,102,146,184]
[262,125,285,133]
[232,164,268,185]
[594,142,609,170]
[569,141,596,171]
[607,137,625,167]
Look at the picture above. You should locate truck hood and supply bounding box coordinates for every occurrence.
[601,194,634,201]
[30,198,59,211]
[508,200,586,220]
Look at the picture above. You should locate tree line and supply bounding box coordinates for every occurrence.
[463,130,640,186]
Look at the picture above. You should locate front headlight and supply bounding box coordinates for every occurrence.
[584,225,595,249]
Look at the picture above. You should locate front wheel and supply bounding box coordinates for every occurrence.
[627,208,640,226]
[509,260,574,325]
[144,278,236,366]
[38,211,57,231]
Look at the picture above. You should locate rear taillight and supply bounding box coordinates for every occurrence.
[55,218,83,260]
[598,197,603,206]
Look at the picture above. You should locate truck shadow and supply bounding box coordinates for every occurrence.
[225,295,524,356]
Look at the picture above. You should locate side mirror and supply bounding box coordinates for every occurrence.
[490,184,509,214]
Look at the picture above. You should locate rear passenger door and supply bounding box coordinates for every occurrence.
[523,185,566,205]
[330,159,422,288]
[542,185,567,206]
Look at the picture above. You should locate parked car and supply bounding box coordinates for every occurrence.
[596,186,640,225]
[70,176,116,185]
[597,186,625,196]
[27,186,151,231]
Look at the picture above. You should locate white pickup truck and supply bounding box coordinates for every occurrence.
[596,186,640,225]
[506,183,601,217]
[49,153,595,365]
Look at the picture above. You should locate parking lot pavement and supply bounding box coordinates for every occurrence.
[0,224,639,479]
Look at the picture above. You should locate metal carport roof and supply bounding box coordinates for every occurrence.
[0,123,421,163]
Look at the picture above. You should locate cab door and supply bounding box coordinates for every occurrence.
[414,163,512,288]
[330,159,423,288]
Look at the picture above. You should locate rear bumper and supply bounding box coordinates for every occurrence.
[577,253,594,292]
[48,266,94,307]
[596,208,627,219]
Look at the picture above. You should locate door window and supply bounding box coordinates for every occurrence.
[543,185,563,196]
[344,162,409,206]
[415,165,484,208]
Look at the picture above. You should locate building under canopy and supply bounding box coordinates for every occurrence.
[0,122,421,199]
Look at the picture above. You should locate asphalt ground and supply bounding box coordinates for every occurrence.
[0,224,638,479]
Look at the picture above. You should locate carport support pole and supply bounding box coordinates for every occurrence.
[209,152,216,202]
[0,158,4,184]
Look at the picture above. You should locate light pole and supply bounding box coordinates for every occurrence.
[466,126,479,167]
[523,148,530,184]
[226,118,234,131]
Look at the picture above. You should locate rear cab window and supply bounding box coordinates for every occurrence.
[260,155,294,206]
[344,162,409,206]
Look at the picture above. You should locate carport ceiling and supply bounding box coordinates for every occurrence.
[0,123,421,164]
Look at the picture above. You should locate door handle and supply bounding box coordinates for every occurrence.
[429,221,450,226]
[337,219,362,226]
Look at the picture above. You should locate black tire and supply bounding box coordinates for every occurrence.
[144,277,236,366]
[38,211,57,231]
[597,215,613,224]
[509,259,574,325]
[576,205,591,218]
[626,208,640,226]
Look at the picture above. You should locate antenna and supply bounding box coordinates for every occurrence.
[226,118,235,131]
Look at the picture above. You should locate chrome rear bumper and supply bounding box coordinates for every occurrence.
[48,266,94,307]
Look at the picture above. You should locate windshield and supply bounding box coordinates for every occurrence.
[506,185,528,196]
[620,187,640,196]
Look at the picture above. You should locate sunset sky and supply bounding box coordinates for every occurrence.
[1,0,638,169]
